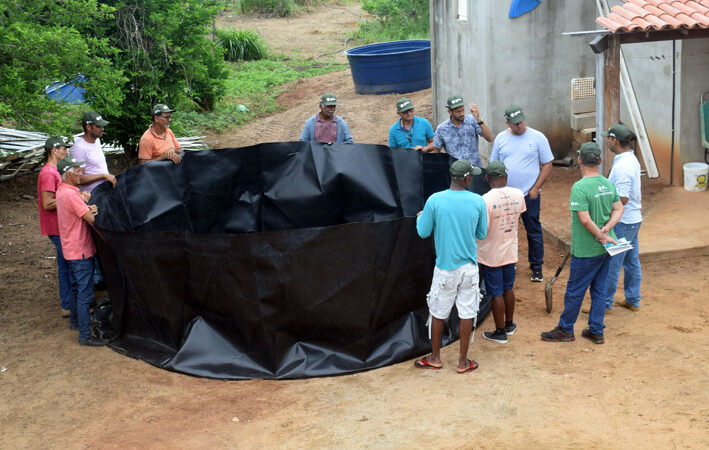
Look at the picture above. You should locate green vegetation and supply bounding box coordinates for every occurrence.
[354,0,430,43]
[214,28,269,61]
[172,56,346,136]
[239,0,334,17]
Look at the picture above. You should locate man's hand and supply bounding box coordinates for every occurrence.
[80,191,91,203]
[416,210,423,217]
[596,232,617,245]
[164,148,182,164]
[105,174,117,188]
[88,204,98,216]
[469,103,482,121]
[412,145,423,151]
[528,187,540,200]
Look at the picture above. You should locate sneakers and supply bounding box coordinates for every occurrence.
[617,300,639,312]
[504,321,517,335]
[581,305,613,314]
[541,326,575,342]
[79,336,109,347]
[581,328,605,344]
[531,269,543,282]
[483,329,508,344]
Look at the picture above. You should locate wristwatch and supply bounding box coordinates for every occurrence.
[477,120,484,125]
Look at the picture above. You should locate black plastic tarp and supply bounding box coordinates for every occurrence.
[91,142,490,379]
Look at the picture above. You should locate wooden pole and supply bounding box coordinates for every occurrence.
[602,35,620,176]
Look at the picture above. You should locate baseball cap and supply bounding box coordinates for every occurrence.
[396,97,414,113]
[320,94,338,106]
[601,123,633,141]
[486,161,508,177]
[450,160,482,179]
[504,105,526,124]
[44,135,74,150]
[82,111,109,127]
[57,157,85,175]
[152,104,175,116]
[446,95,464,109]
[578,142,602,164]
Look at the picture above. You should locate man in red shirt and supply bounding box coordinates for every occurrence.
[37,136,74,318]
[138,104,182,164]
[56,157,107,346]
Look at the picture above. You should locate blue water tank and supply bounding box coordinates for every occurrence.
[345,40,431,95]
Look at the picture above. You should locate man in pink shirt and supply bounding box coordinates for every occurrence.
[477,161,526,344]
[70,111,117,193]
[37,136,73,318]
[56,157,107,346]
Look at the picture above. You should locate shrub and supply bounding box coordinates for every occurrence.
[240,0,295,17]
[355,0,430,42]
[215,28,268,61]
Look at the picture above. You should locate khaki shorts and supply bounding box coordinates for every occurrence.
[426,263,480,320]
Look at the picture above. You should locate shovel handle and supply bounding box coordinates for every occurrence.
[554,251,571,278]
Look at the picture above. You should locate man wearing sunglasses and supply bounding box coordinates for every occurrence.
[138,104,183,164]
[388,97,434,152]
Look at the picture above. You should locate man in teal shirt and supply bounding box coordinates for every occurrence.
[415,160,487,374]
[542,142,623,345]
[388,97,434,151]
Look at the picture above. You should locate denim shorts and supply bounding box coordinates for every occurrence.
[480,263,516,298]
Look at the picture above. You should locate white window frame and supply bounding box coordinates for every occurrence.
[457,0,468,21]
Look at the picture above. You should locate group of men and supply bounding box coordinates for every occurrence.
[410,118,642,372]
[301,93,552,283]
[37,104,182,346]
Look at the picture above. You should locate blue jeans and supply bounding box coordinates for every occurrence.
[558,253,610,335]
[522,193,544,270]
[67,256,95,341]
[605,221,642,308]
[48,235,72,310]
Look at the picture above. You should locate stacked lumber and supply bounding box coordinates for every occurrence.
[0,127,208,182]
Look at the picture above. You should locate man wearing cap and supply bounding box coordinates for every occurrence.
[603,123,642,313]
[490,105,554,283]
[37,136,74,318]
[138,104,182,164]
[414,160,488,374]
[432,95,493,167]
[478,161,526,344]
[300,94,354,144]
[55,157,107,346]
[70,111,117,193]
[388,97,434,151]
[541,143,623,345]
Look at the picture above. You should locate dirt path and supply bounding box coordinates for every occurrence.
[2,4,708,449]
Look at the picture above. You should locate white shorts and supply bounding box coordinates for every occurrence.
[427,263,480,320]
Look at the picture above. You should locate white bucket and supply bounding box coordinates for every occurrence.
[683,162,708,192]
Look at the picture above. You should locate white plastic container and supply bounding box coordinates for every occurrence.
[683,162,708,192]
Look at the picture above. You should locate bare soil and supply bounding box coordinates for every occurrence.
[2,4,708,449]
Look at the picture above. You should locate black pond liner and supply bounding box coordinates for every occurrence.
[90,142,491,379]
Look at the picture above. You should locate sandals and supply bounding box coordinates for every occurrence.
[456,359,479,374]
[414,356,442,370]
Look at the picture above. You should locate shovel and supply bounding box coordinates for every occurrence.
[544,251,570,313]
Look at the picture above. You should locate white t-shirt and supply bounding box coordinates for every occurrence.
[490,127,554,195]
[609,151,642,224]
[477,186,526,267]
[70,136,108,193]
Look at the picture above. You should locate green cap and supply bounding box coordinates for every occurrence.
[578,142,602,164]
[82,111,109,127]
[396,97,414,113]
[44,135,73,150]
[57,157,85,175]
[486,160,508,177]
[601,123,633,141]
[446,95,464,109]
[320,93,338,106]
[450,160,482,179]
[151,104,175,116]
[504,104,526,124]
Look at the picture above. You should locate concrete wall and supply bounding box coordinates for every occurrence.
[430,0,598,162]
[678,38,709,181]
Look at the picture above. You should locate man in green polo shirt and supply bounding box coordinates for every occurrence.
[541,142,623,345]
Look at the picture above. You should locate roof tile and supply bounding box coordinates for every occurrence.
[596,0,709,32]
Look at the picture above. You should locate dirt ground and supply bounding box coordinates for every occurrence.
[2,4,708,449]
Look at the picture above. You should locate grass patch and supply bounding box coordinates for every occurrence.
[172,55,346,136]
[214,28,268,61]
